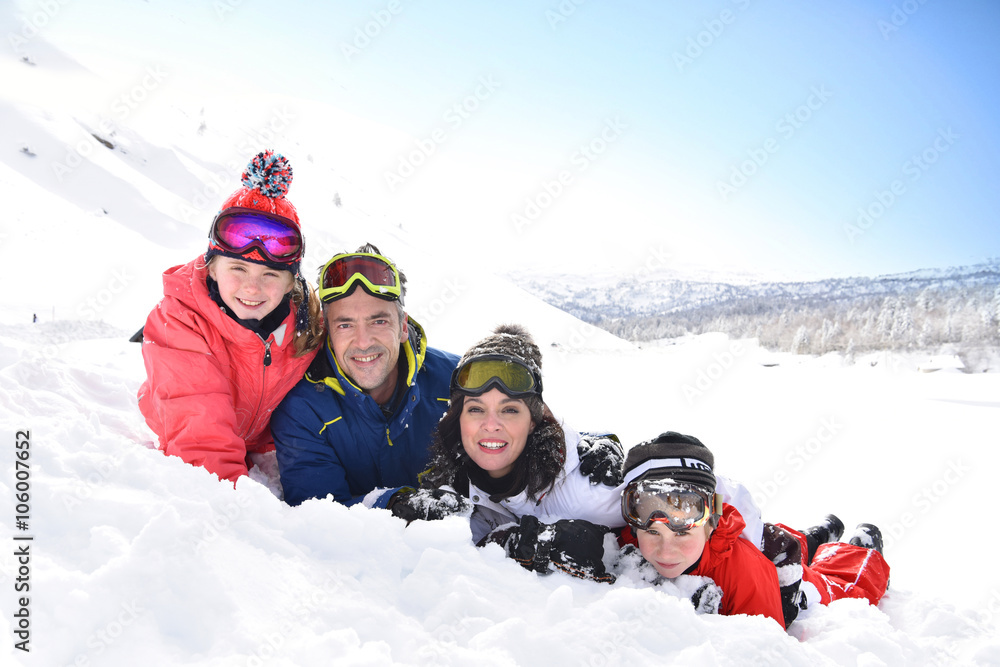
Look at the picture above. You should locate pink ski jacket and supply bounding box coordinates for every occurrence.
[138,258,317,483]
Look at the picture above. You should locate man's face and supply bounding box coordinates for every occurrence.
[325,289,407,405]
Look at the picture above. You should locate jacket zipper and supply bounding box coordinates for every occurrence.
[243,336,272,440]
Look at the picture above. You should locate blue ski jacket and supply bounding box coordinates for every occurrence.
[272,317,459,507]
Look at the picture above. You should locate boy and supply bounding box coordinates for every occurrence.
[618,432,891,628]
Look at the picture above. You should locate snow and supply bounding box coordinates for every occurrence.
[3,19,1000,667]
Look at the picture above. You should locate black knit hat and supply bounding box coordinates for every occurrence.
[623,431,716,494]
[458,324,543,376]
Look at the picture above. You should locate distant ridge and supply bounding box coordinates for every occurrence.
[511,260,1000,370]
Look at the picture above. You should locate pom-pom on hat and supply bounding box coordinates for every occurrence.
[623,431,716,495]
[206,150,301,273]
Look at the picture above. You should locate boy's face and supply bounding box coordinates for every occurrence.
[636,523,710,579]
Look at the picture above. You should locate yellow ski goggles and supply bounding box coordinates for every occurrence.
[319,252,402,303]
[450,354,542,398]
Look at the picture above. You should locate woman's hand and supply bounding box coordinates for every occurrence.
[577,432,625,487]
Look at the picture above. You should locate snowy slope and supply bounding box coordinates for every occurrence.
[2,22,1000,667]
[2,326,1000,666]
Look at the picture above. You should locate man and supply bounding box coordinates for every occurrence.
[271,244,460,507]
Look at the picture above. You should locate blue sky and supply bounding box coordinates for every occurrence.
[23,0,1000,279]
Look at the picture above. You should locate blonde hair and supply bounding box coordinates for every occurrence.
[290,278,325,356]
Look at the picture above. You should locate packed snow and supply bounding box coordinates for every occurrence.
[3,12,1000,667]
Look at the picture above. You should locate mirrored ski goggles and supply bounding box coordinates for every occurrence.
[450,354,543,398]
[319,252,402,303]
[209,208,303,263]
[621,480,722,533]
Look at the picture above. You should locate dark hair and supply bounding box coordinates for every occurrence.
[421,392,565,502]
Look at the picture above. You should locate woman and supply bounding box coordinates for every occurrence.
[391,324,766,584]
[390,323,622,581]
[137,150,324,487]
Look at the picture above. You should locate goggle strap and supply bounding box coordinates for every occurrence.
[712,493,724,518]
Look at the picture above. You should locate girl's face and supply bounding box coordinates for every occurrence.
[459,388,535,478]
[636,522,711,579]
[209,257,294,321]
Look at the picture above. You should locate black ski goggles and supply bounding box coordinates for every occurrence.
[621,480,722,533]
[450,354,542,398]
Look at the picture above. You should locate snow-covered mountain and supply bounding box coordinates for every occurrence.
[511,261,1000,322]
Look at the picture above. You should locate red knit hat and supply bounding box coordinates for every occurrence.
[206,150,302,273]
[206,150,312,333]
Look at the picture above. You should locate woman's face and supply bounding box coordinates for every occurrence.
[209,256,294,321]
[459,388,535,478]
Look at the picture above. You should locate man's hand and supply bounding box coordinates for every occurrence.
[389,488,474,524]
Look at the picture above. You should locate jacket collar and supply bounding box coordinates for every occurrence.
[306,315,428,396]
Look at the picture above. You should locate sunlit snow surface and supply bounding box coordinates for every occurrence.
[1,325,999,666]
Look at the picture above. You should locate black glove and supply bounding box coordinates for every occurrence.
[761,523,807,627]
[691,581,723,615]
[389,488,473,524]
[503,515,615,583]
[577,432,624,487]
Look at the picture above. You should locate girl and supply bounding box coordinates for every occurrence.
[138,151,324,486]
[618,432,891,628]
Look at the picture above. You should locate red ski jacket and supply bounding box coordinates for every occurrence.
[138,258,317,483]
[689,505,787,628]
